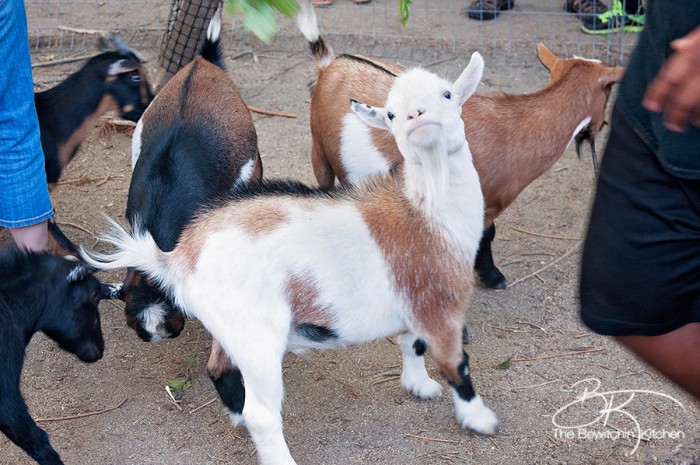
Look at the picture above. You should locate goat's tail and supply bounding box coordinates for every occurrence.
[200,8,225,69]
[79,217,175,291]
[296,0,335,74]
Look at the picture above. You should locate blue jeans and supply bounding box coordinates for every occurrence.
[0,0,52,228]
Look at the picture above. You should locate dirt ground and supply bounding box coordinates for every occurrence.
[2,4,699,465]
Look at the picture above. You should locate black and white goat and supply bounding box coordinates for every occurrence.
[296,0,623,289]
[36,35,154,188]
[114,13,262,413]
[0,246,108,465]
[81,51,498,464]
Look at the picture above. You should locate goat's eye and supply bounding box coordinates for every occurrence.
[131,75,141,83]
[387,112,395,121]
[443,91,452,100]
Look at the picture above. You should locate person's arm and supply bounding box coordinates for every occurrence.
[642,25,700,132]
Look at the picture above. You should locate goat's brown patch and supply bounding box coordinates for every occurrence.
[57,95,118,170]
[182,58,259,187]
[310,56,399,188]
[176,210,224,271]
[176,201,287,270]
[206,339,235,380]
[358,173,473,339]
[284,273,334,329]
[237,203,287,237]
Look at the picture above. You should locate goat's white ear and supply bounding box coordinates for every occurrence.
[350,99,389,131]
[453,52,485,105]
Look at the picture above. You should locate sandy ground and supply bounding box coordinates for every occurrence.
[2,2,699,465]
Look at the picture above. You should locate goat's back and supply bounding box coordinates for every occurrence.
[128,56,261,250]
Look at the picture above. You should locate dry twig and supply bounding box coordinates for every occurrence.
[508,240,583,288]
[487,324,527,334]
[506,223,579,240]
[247,105,297,119]
[31,54,96,68]
[371,375,400,386]
[512,347,605,363]
[189,398,217,414]
[405,434,459,444]
[36,397,127,423]
[515,320,547,333]
[55,221,96,239]
[511,379,562,392]
[57,26,106,35]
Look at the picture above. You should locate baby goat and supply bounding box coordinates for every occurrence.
[296,0,623,288]
[0,246,107,465]
[81,51,498,465]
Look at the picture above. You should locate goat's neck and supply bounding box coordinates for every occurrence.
[512,76,597,171]
[0,290,43,345]
[402,141,484,263]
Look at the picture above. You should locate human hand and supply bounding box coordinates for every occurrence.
[642,26,700,132]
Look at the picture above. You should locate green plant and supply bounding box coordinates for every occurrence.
[226,0,412,44]
[498,355,513,370]
[167,376,193,391]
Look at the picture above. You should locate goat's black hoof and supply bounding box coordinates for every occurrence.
[478,268,508,290]
[462,326,470,344]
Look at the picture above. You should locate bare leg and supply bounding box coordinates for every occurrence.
[399,333,442,399]
[425,325,498,435]
[616,322,700,400]
[9,220,49,252]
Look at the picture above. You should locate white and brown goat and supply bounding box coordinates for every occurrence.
[296,0,624,288]
[81,51,498,465]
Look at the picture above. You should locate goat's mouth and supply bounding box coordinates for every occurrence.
[408,120,440,136]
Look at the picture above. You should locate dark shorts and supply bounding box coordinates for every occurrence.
[579,108,700,337]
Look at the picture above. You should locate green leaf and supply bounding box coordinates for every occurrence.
[225,0,300,44]
[398,0,412,26]
[167,376,192,391]
[267,0,300,17]
[498,356,513,370]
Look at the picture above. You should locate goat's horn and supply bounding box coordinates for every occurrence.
[109,32,148,63]
[67,264,95,283]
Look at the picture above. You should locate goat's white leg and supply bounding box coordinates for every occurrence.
[399,333,442,400]
[425,326,499,435]
[231,333,296,465]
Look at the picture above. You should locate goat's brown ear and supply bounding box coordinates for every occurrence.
[601,66,625,86]
[108,32,148,63]
[537,43,558,72]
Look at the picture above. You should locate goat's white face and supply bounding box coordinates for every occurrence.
[351,51,484,164]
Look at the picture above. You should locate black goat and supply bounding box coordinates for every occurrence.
[0,246,108,465]
[36,36,154,256]
[35,36,154,187]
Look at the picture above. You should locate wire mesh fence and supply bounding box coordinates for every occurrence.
[25,0,641,71]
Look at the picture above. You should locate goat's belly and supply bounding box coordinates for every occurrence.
[286,308,407,354]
